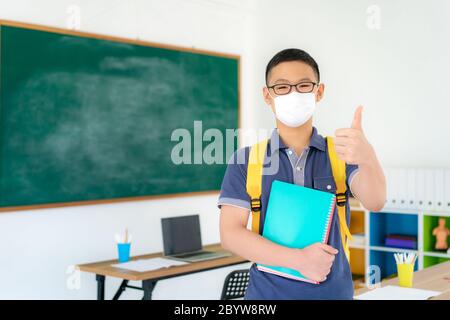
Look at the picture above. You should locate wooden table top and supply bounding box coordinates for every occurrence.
[76,243,248,281]
[355,261,450,300]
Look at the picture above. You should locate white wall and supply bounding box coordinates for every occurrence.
[249,0,450,168]
[1,0,449,299]
[0,0,253,300]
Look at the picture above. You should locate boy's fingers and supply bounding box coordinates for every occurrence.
[318,243,339,255]
[335,128,357,137]
[334,145,347,154]
[334,136,352,147]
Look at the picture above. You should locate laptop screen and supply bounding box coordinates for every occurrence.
[161,215,202,256]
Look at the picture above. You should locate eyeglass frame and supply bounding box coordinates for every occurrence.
[267,81,319,96]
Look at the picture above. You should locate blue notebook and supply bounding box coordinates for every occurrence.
[257,180,336,284]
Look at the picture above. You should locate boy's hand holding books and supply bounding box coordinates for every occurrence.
[290,243,339,283]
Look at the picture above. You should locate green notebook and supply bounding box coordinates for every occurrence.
[257,180,336,284]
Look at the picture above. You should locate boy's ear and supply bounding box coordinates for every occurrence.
[263,87,273,106]
[316,83,325,103]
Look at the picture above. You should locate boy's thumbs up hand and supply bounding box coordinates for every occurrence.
[334,106,375,165]
[351,105,363,131]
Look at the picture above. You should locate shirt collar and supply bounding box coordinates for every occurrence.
[269,126,326,155]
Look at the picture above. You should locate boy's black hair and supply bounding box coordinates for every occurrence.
[265,48,320,85]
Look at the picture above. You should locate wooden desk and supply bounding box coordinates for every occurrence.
[77,243,248,300]
[355,261,450,300]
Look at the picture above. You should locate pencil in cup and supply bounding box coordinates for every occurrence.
[116,229,132,263]
[394,252,416,288]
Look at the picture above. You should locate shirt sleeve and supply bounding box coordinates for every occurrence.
[217,147,251,211]
[346,164,360,198]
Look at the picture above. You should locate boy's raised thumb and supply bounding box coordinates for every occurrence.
[351,106,364,131]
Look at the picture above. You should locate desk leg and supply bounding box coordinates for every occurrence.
[142,280,157,300]
[112,280,129,300]
[96,274,105,300]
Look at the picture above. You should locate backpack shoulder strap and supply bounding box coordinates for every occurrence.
[246,139,269,234]
[326,136,352,262]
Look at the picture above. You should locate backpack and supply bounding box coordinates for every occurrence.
[246,136,352,262]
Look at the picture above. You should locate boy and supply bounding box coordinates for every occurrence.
[218,49,386,300]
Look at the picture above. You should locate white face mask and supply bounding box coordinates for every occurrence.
[269,92,317,128]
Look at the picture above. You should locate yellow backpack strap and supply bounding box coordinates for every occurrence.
[246,139,269,234]
[326,136,352,262]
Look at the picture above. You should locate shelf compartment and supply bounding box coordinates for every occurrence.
[350,247,365,276]
[369,212,418,249]
[350,209,365,235]
[423,215,450,252]
[423,255,450,268]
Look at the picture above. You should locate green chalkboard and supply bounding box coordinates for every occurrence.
[0,22,239,209]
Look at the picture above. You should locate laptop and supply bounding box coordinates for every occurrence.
[161,215,231,262]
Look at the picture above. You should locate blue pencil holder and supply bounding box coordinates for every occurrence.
[117,243,131,263]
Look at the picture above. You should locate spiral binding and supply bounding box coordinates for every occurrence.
[321,195,336,243]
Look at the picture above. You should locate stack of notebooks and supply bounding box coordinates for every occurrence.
[385,234,417,249]
[257,180,336,284]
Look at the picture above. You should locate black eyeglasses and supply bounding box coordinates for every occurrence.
[267,81,318,95]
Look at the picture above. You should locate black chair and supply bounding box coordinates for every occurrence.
[220,269,250,300]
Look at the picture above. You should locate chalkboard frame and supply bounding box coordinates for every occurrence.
[0,20,241,213]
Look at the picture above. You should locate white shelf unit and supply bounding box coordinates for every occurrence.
[348,201,450,286]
